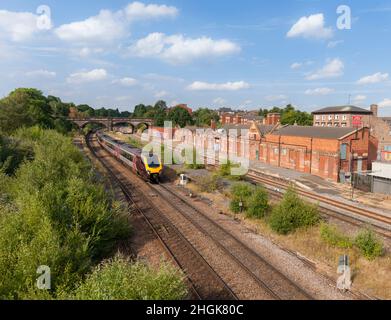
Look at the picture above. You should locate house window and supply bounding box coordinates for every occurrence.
[340,144,348,160]
[327,123,332,127]
[335,115,339,120]
[281,149,287,156]
[322,115,326,121]
[341,123,347,127]
[321,123,326,127]
[328,115,333,121]
[342,115,347,121]
[274,148,279,155]
[316,115,320,120]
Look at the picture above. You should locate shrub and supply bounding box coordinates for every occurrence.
[218,161,243,181]
[230,183,254,213]
[0,128,130,299]
[198,174,220,193]
[354,229,384,260]
[268,187,320,235]
[246,187,269,219]
[66,256,187,300]
[320,223,353,249]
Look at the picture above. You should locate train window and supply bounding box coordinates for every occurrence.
[122,150,133,161]
[146,155,160,168]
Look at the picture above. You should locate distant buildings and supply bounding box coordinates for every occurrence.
[312,105,374,128]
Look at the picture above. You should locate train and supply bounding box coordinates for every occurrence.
[96,132,163,183]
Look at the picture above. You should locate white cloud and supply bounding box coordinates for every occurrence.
[265,95,287,102]
[291,62,302,70]
[125,2,178,20]
[55,2,179,44]
[306,58,344,80]
[379,98,391,108]
[213,97,226,105]
[114,77,138,87]
[129,32,240,64]
[187,81,249,91]
[305,87,334,95]
[67,69,108,84]
[25,69,56,78]
[55,10,126,43]
[287,13,333,40]
[0,10,40,42]
[357,72,389,85]
[77,47,105,57]
[154,90,169,98]
[353,95,367,102]
[327,40,344,48]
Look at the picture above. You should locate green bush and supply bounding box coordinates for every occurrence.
[230,183,254,213]
[354,229,384,260]
[246,187,269,219]
[218,161,243,181]
[268,187,320,235]
[66,256,187,300]
[0,128,130,299]
[320,223,353,249]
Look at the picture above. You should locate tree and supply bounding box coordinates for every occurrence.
[133,104,147,118]
[193,108,220,127]
[259,104,313,126]
[167,106,193,128]
[0,88,53,134]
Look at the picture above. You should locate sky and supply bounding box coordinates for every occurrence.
[0,0,391,115]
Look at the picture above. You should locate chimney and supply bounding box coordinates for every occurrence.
[211,119,217,130]
[370,104,378,117]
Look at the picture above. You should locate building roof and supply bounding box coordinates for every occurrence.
[242,114,263,121]
[255,124,275,135]
[312,105,373,115]
[270,125,360,139]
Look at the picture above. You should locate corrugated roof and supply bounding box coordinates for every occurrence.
[312,105,372,115]
[271,125,358,139]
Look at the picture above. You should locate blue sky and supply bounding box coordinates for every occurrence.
[0,0,391,115]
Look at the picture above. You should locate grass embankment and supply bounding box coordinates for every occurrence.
[0,127,187,300]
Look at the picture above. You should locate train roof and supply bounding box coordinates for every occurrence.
[99,133,149,157]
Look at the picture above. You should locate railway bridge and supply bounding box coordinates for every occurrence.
[68,117,154,132]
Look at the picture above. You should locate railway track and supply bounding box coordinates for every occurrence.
[151,183,313,300]
[86,133,238,301]
[246,171,391,238]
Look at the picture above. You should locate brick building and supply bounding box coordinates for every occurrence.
[221,124,377,182]
[312,105,374,127]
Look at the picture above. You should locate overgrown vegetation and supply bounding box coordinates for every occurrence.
[198,174,221,193]
[64,256,187,300]
[246,187,269,219]
[0,127,187,300]
[320,223,353,249]
[229,183,255,213]
[218,161,244,181]
[354,229,384,260]
[268,187,320,235]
